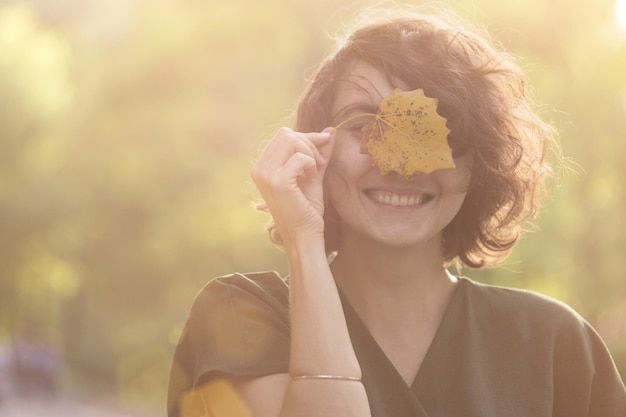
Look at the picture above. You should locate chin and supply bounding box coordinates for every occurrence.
[369,231,442,251]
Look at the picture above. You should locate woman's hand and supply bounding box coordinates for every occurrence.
[251,127,335,245]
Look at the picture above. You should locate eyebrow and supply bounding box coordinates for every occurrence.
[331,102,379,125]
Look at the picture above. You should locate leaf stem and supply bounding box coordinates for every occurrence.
[331,112,376,132]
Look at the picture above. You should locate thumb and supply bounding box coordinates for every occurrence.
[317,127,336,177]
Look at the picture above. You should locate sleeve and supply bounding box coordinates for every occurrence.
[552,315,626,416]
[167,272,290,417]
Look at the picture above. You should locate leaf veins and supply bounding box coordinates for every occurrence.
[335,88,455,177]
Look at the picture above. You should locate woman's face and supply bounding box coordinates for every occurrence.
[325,60,472,250]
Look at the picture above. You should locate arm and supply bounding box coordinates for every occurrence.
[280,234,370,417]
[243,127,371,417]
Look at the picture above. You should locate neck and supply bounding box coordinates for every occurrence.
[330,233,457,331]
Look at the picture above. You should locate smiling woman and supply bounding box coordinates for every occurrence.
[168,4,626,417]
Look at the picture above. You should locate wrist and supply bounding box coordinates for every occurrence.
[284,232,327,261]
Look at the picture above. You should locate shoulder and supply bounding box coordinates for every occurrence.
[455,276,605,362]
[458,277,587,333]
[416,277,626,414]
[181,271,291,375]
[187,271,291,345]
[168,272,291,416]
[457,278,626,402]
[192,271,289,313]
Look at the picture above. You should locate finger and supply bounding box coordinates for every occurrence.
[262,128,322,167]
[305,130,332,147]
[316,128,336,161]
[279,152,317,182]
[305,128,336,180]
[305,129,334,166]
[251,139,320,191]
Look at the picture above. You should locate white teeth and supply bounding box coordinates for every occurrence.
[370,191,428,206]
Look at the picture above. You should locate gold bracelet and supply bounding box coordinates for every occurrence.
[291,374,361,382]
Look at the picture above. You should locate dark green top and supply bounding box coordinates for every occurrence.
[168,271,626,416]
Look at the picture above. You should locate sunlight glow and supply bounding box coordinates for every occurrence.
[616,0,626,30]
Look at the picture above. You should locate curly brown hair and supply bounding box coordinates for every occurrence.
[263,6,561,269]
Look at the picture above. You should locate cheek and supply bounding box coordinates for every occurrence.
[324,154,368,215]
[325,164,350,200]
[326,135,371,188]
[332,129,372,161]
[433,155,473,194]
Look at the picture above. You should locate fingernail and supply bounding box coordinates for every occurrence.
[319,131,331,139]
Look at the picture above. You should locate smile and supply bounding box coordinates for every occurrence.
[368,191,433,207]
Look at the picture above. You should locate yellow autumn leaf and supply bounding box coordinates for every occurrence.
[359,88,455,176]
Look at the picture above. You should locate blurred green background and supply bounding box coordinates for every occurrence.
[0,0,625,414]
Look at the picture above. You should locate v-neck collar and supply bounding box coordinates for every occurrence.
[338,277,470,417]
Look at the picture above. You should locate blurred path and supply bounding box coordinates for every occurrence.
[0,395,156,417]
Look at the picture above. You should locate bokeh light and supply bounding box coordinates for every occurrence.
[616,0,626,30]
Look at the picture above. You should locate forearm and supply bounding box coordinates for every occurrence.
[287,235,359,375]
[281,378,370,417]
[280,235,371,417]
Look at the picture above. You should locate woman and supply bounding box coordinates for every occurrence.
[168,6,626,417]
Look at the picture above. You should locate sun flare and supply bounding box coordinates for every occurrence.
[616,0,626,30]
